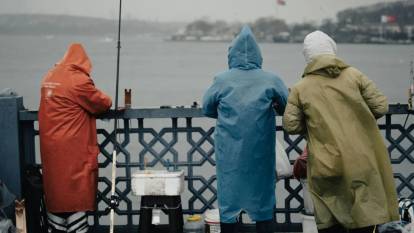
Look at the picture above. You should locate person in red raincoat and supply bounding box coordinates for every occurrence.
[39,43,112,233]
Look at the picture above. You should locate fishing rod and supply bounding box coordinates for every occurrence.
[109,0,122,233]
[408,60,413,111]
[403,60,414,128]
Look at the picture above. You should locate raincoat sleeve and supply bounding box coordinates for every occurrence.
[272,77,289,115]
[71,75,112,115]
[202,78,222,119]
[282,87,306,134]
[357,72,388,118]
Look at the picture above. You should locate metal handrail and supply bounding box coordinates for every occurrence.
[18,103,413,121]
[17,103,414,232]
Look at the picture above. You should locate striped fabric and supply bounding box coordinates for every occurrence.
[47,211,88,233]
[398,198,414,223]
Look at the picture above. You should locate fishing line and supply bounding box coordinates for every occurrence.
[403,114,410,129]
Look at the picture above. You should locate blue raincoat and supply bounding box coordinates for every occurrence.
[202,26,288,223]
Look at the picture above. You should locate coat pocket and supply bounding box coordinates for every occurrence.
[309,144,346,197]
[310,144,343,178]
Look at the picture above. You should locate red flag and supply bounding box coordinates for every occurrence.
[387,15,397,23]
[277,0,286,6]
[381,15,397,23]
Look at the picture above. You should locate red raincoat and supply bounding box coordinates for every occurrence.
[39,44,112,212]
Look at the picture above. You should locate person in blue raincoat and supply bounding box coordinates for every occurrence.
[202,25,289,233]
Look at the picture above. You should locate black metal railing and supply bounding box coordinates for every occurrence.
[17,104,414,232]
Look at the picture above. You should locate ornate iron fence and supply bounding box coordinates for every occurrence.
[17,104,413,232]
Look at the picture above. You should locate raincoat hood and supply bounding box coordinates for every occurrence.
[58,43,92,75]
[303,30,337,64]
[302,54,349,78]
[228,25,263,70]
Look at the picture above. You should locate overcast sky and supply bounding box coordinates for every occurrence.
[1,0,401,23]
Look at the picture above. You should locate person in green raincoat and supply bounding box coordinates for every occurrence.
[203,25,288,233]
[282,31,399,233]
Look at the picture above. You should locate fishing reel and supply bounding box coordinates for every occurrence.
[106,195,120,212]
[408,60,414,111]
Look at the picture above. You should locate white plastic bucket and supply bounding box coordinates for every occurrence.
[300,179,314,215]
[204,209,220,233]
[301,213,318,233]
[131,170,184,196]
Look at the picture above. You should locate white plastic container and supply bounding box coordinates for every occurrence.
[300,179,314,215]
[301,213,318,233]
[131,170,184,196]
[184,215,205,233]
[204,209,220,233]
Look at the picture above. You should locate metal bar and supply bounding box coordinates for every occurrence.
[19,103,414,121]
[19,108,204,121]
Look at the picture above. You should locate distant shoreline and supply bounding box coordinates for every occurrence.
[164,36,413,45]
[0,33,412,45]
[0,14,184,37]
[1,11,413,45]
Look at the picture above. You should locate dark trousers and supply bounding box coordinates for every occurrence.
[256,219,274,233]
[220,222,239,233]
[318,224,378,233]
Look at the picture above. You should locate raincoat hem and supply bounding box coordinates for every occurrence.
[247,209,275,222]
[317,216,398,230]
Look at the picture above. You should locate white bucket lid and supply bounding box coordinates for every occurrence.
[204,209,220,223]
[132,170,184,178]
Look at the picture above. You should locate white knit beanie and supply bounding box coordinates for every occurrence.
[303,30,337,64]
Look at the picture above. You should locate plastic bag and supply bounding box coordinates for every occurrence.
[293,146,308,180]
[379,221,408,233]
[399,198,414,223]
[0,219,14,233]
[276,138,293,179]
[0,209,15,233]
[405,223,414,233]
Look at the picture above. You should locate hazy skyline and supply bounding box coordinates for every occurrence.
[1,0,401,23]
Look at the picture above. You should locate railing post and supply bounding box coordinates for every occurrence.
[0,95,25,215]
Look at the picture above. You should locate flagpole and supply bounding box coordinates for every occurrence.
[110,0,122,233]
[274,0,286,19]
[274,0,279,19]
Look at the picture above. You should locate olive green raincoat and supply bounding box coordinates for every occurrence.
[283,54,399,229]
